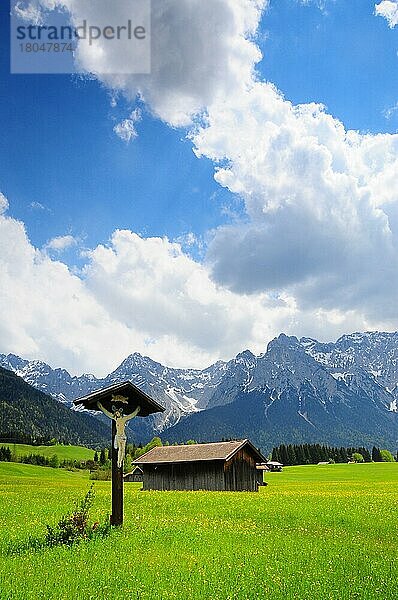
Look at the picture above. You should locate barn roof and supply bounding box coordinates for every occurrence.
[73,381,165,417]
[256,464,270,471]
[135,439,266,464]
[127,466,143,474]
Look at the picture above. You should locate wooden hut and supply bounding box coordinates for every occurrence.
[134,439,266,492]
[256,463,270,486]
[266,460,283,472]
[124,466,143,482]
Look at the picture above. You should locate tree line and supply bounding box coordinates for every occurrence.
[271,443,396,465]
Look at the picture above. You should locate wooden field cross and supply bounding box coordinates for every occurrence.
[74,381,164,526]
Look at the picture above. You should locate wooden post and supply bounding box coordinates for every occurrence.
[111,420,123,526]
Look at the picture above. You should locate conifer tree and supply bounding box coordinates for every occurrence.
[309,445,319,464]
[99,448,106,466]
[287,445,296,466]
[360,447,371,463]
[320,445,329,461]
[271,447,279,462]
[372,446,382,462]
[279,444,290,465]
[303,444,311,464]
[340,447,348,463]
[295,445,305,465]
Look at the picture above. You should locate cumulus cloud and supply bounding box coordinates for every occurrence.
[2,186,396,377]
[0,209,128,375]
[113,108,141,143]
[44,235,77,252]
[375,1,398,27]
[0,195,294,374]
[13,0,43,24]
[16,0,266,126]
[3,193,382,376]
[191,82,398,322]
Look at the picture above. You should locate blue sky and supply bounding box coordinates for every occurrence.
[1,0,398,375]
[259,0,398,133]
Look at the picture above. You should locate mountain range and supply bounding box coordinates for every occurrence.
[1,331,397,451]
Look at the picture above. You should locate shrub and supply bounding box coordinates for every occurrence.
[49,455,60,468]
[0,446,12,461]
[7,485,111,556]
[380,449,395,463]
[89,468,112,481]
[45,485,110,547]
[352,453,364,463]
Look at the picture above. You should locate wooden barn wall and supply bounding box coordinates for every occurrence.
[124,474,143,482]
[142,461,225,491]
[224,448,260,491]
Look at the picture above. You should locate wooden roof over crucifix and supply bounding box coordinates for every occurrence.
[73,380,165,417]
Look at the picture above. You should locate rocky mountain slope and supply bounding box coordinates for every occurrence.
[1,331,397,448]
[166,335,398,449]
[0,351,255,436]
[301,332,398,408]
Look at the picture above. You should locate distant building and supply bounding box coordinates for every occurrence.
[134,439,266,491]
[255,463,269,486]
[266,461,283,472]
[123,466,143,482]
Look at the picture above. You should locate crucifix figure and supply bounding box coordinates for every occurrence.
[97,400,141,468]
[74,381,164,526]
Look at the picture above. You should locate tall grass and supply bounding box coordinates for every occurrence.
[0,462,396,599]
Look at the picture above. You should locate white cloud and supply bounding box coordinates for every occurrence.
[30,201,48,211]
[383,102,398,120]
[297,0,330,13]
[0,197,288,374]
[45,235,77,252]
[0,193,9,214]
[375,1,398,27]
[13,0,44,24]
[113,108,141,143]
[3,194,381,376]
[18,0,267,126]
[191,82,398,323]
[0,210,128,375]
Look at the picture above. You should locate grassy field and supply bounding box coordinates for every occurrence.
[0,462,396,599]
[1,443,95,461]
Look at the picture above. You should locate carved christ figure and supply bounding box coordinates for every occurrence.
[97,400,140,468]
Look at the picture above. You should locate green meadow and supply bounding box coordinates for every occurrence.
[3,443,95,461]
[0,462,396,599]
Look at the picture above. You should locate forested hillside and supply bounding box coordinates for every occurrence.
[0,367,108,447]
